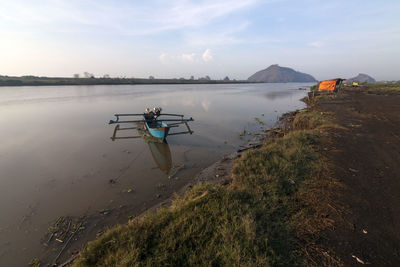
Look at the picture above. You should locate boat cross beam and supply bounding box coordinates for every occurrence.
[114,113,184,117]
[110,118,193,124]
[168,131,194,136]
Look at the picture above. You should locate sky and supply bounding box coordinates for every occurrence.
[0,0,399,80]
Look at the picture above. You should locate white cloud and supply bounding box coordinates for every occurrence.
[160,50,213,64]
[0,0,262,36]
[181,53,199,63]
[308,41,324,48]
[202,49,213,62]
[159,52,168,63]
[154,0,260,31]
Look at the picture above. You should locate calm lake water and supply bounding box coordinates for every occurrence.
[0,83,311,266]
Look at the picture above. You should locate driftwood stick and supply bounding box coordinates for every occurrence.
[60,221,72,239]
[46,232,54,244]
[59,253,79,267]
[52,218,85,265]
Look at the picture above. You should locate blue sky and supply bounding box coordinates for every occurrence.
[0,0,399,80]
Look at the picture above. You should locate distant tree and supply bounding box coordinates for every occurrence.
[83,72,94,78]
[149,76,155,80]
[73,74,80,78]
[190,76,194,80]
[205,75,211,80]
[223,76,230,81]
[103,74,110,78]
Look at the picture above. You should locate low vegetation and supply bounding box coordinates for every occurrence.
[0,75,247,86]
[365,83,400,94]
[74,106,342,266]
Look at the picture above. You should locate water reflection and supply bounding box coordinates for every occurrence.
[110,124,192,175]
[147,142,172,174]
[264,90,296,100]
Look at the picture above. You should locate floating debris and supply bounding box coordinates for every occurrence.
[29,258,40,267]
[156,183,166,189]
[239,130,246,139]
[351,255,369,264]
[121,188,134,193]
[349,168,359,173]
[168,164,185,179]
[254,117,265,125]
[99,209,110,215]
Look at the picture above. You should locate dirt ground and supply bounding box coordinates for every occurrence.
[315,87,400,266]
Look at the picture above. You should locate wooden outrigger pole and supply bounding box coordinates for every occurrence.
[108,108,194,142]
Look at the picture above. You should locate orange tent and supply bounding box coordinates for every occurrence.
[318,79,343,92]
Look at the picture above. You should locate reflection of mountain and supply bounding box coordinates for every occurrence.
[147,141,172,174]
[264,91,294,100]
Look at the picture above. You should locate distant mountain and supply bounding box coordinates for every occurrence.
[347,73,376,83]
[248,64,317,83]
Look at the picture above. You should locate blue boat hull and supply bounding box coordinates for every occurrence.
[145,121,170,140]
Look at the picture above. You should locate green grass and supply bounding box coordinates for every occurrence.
[366,84,400,94]
[309,85,318,92]
[74,109,338,266]
[356,82,400,94]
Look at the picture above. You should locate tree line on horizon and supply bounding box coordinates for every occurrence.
[0,73,238,87]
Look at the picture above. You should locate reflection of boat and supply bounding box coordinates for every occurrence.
[109,107,193,142]
[147,141,172,174]
[110,122,193,174]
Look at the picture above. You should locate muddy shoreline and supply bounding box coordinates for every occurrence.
[44,110,299,266]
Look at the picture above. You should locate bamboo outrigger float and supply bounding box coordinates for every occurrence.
[109,107,194,142]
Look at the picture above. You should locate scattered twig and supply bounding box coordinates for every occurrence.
[349,168,359,173]
[59,253,79,267]
[168,164,185,179]
[53,218,85,265]
[352,254,370,264]
[46,232,54,244]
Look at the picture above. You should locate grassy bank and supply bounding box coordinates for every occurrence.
[74,106,341,266]
[365,83,400,94]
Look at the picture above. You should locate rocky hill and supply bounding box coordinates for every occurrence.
[248,64,317,83]
[347,73,376,83]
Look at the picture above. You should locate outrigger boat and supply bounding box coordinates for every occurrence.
[109,107,194,142]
